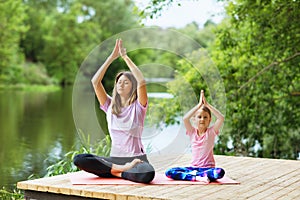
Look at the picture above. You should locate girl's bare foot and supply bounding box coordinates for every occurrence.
[196,176,210,183]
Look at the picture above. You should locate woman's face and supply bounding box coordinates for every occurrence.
[194,109,211,130]
[116,75,132,98]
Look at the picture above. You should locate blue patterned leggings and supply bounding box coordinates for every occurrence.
[165,167,225,182]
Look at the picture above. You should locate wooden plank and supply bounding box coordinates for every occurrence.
[228,159,297,199]
[24,190,102,200]
[17,155,300,200]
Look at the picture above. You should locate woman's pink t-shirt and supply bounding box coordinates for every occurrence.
[186,126,219,168]
[100,96,147,157]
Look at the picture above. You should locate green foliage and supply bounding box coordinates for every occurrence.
[178,21,217,48]
[211,0,300,159]
[37,0,139,85]
[151,47,226,125]
[148,97,180,126]
[135,0,182,20]
[22,62,55,85]
[1,0,140,86]
[0,187,23,200]
[0,0,28,83]
[140,0,300,159]
[0,61,56,87]
[45,130,111,177]
[132,49,178,79]
[40,1,99,85]
[0,84,60,91]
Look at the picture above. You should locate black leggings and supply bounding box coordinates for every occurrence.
[73,154,155,183]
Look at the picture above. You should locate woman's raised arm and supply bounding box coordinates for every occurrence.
[119,39,148,107]
[91,39,120,106]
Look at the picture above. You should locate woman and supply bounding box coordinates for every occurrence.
[73,39,155,183]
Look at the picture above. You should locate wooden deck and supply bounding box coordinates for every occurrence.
[17,155,300,200]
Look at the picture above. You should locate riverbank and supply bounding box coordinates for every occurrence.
[0,84,60,92]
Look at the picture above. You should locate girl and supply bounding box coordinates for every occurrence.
[73,39,155,183]
[165,90,225,182]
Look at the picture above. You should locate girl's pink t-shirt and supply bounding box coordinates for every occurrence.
[186,126,219,168]
[100,96,147,157]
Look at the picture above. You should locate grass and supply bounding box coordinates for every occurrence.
[0,187,23,200]
[46,130,111,177]
[0,84,60,92]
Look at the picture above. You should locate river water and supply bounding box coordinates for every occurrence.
[0,87,189,189]
[0,88,77,189]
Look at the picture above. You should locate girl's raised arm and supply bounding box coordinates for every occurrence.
[202,93,224,133]
[183,91,204,132]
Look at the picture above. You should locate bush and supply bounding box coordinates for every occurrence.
[23,62,55,85]
[45,130,111,177]
[0,187,23,200]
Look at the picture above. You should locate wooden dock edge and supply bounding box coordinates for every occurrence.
[17,155,300,200]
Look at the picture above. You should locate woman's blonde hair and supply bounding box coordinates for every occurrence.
[111,71,137,115]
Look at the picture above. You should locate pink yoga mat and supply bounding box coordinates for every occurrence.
[69,171,239,185]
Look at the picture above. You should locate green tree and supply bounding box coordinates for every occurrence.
[178,20,217,48]
[39,1,100,85]
[140,0,300,159]
[20,0,140,86]
[20,0,61,62]
[135,0,182,20]
[0,0,28,83]
[211,0,300,159]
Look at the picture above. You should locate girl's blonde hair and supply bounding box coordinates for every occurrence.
[111,71,137,115]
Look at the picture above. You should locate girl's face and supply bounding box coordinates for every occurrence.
[116,75,132,98]
[194,109,211,130]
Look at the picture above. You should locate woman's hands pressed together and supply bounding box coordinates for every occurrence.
[109,39,121,60]
[109,38,127,60]
[118,39,127,58]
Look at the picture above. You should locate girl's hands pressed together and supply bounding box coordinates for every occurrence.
[202,90,209,107]
[198,90,204,108]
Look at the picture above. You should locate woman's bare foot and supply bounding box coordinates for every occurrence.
[123,158,143,171]
[111,159,143,177]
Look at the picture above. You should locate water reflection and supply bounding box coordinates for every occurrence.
[0,88,77,189]
[147,92,174,99]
